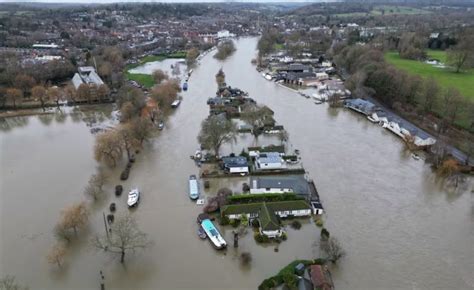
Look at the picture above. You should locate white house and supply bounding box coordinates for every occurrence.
[72,66,104,90]
[255,152,285,170]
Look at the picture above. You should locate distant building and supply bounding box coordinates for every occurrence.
[32,43,59,49]
[72,66,104,90]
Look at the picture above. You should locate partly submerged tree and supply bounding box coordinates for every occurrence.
[92,214,151,263]
[84,170,107,201]
[240,104,275,142]
[94,130,123,167]
[152,69,169,85]
[198,114,237,157]
[215,68,226,88]
[47,243,67,268]
[0,275,29,290]
[321,236,345,264]
[54,202,89,242]
[186,47,200,67]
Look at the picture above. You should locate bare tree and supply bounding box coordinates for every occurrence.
[198,115,237,157]
[54,202,89,242]
[96,84,110,102]
[84,171,107,201]
[31,85,47,111]
[92,214,151,263]
[94,130,123,167]
[0,275,28,290]
[76,83,91,102]
[420,77,439,114]
[186,47,200,67]
[241,104,275,142]
[47,86,62,108]
[14,74,35,96]
[215,69,226,88]
[120,101,138,123]
[321,236,345,264]
[151,69,169,85]
[447,31,474,73]
[5,88,23,109]
[150,79,181,113]
[129,117,153,145]
[437,158,462,187]
[47,243,67,268]
[118,123,141,161]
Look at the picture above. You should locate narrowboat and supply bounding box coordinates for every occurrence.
[188,175,200,200]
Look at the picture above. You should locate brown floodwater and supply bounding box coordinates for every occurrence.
[1,37,473,290]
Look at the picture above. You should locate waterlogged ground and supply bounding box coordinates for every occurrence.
[1,38,473,290]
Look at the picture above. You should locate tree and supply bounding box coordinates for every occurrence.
[186,47,199,67]
[14,74,35,96]
[47,243,66,268]
[92,214,151,263]
[129,117,153,145]
[442,87,464,128]
[420,77,439,114]
[198,115,237,157]
[241,104,275,142]
[398,32,426,60]
[64,84,77,104]
[96,84,110,102]
[150,79,180,113]
[151,69,169,85]
[118,123,141,161]
[5,88,23,108]
[0,275,28,290]
[31,85,47,111]
[47,86,62,108]
[447,31,474,73]
[214,40,236,60]
[278,130,289,146]
[215,68,226,88]
[54,202,89,242]
[84,171,107,201]
[94,130,123,167]
[76,83,91,102]
[120,101,138,123]
[321,236,345,264]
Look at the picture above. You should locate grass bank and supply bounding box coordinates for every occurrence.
[125,51,187,88]
[385,50,474,129]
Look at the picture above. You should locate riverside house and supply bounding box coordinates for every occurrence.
[221,200,315,238]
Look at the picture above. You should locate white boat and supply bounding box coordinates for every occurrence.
[200,218,227,249]
[195,150,202,159]
[171,100,181,108]
[188,175,200,200]
[411,153,421,160]
[158,121,164,130]
[127,188,140,207]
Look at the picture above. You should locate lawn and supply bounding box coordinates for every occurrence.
[385,50,474,128]
[335,5,430,17]
[125,51,187,88]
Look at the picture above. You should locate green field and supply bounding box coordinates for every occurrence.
[385,50,474,128]
[125,52,187,88]
[335,5,431,17]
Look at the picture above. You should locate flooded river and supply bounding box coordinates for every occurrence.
[1,38,473,290]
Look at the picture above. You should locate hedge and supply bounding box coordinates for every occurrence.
[228,193,303,205]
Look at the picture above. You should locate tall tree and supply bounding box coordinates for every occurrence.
[198,115,237,157]
[420,77,439,114]
[94,130,123,167]
[5,88,23,109]
[92,214,151,263]
[241,104,275,142]
[47,86,62,108]
[215,68,226,88]
[150,79,180,113]
[31,85,47,111]
[186,47,199,67]
[447,31,474,73]
[54,202,89,242]
[151,69,169,85]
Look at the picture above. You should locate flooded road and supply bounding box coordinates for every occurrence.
[1,37,473,290]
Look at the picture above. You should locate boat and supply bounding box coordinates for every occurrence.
[171,100,181,108]
[314,100,323,105]
[200,218,227,249]
[188,175,200,200]
[127,188,140,207]
[158,121,164,130]
[195,150,202,160]
[188,69,193,76]
[183,82,188,91]
[197,227,207,239]
[411,153,421,160]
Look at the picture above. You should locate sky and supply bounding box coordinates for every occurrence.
[2,0,324,3]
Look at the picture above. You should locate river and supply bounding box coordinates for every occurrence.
[1,37,473,290]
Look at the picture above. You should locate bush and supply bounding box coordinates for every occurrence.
[219,216,230,226]
[251,218,260,229]
[230,219,241,228]
[321,228,330,240]
[240,149,250,158]
[290,220,302,230]
[242,183,250,192]
[240,252,252,266]
[254,233,270,243]
[315,217,324,227]
[281,232,287,241]
[228,193,302,205]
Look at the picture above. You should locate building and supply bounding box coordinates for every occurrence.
[72,66,104,90]
[250,175,310,197]
[221,156,249,174]
[309,265,334,290]
[221,200,316,238]
[255,152,285,170]
[344,98,375,116]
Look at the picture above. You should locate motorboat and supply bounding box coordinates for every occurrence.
[411,153,421,160]
[127,188,140,207]
[189,175,200,200]
[171,100,181,108]
[197,227,207,239]
[183,82,188,91]
[158,121,164,130]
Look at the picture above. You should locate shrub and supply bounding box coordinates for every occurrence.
[254,233,270,243]
[281,232,287,241]
[230,219,241,228]
[321,228,330,240]
[219,216,230,226]
[242,183,250,192]
[290,220,302,230]
[240,252,252,266]
[315,217,324,227]
[251,218,260,229]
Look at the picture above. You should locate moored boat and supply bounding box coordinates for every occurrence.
[127,188,140,207]
[188,175,200,200]
[183,82,188,91]
[158,121,164,130]
[200,219,227,249]
[197,227,207,239]
[171,100,181,108]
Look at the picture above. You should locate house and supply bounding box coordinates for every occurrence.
[250,175,310,198]
[221,156,249,174]
[72,66,104,90]
[221,200,314,238]
[255,152,285,170]
[309,265,334,290]
[344,98,375,116]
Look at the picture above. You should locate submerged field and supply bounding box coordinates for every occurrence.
[385,50,473,128]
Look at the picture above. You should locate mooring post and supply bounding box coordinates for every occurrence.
[233,231,239,248]
[103,212,109,240]
[100,270,105,290]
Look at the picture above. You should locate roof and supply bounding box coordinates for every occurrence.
[310,265,333,290]
[259,202,280,231]
[298,277,314,290]
[257,152,282,164]
[222,156,248,168]
[252,175,310,195]
[72,67,104,89]
[345,98,375,114]
[221,200,312,216]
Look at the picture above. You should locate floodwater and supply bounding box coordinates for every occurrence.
[1,37,473,290]
[128,58,188,81]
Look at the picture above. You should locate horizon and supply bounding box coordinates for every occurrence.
[0,0,333,3]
